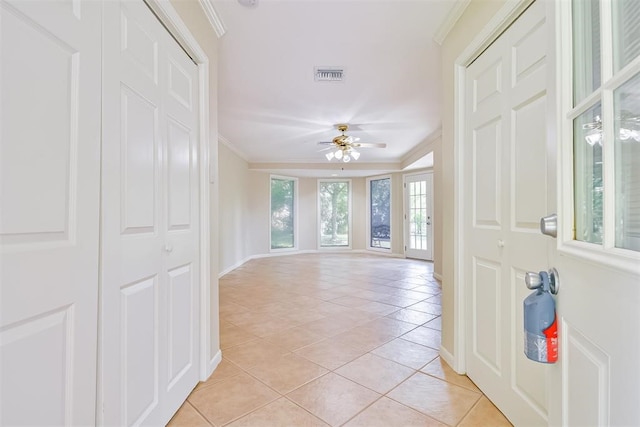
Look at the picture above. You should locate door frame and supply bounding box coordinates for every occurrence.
[450,0,538,373]
[134,0,218,379]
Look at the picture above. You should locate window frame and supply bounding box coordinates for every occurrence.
[317,178,352,250]
[557,0,640,273]
[269,174,298,252]
[366,174,392,253]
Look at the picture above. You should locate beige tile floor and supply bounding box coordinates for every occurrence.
[169,253,512,427]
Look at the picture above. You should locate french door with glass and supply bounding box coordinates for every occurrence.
[404,173,433,260]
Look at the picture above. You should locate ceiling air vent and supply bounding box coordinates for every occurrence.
[314,67,344,82]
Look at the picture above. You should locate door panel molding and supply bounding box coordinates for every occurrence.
[458,1,550,425]
[561,320,610,426]
[452,0,536,376]
[100,1,214,425]
[143,0,215,380]
[1,1,102,424]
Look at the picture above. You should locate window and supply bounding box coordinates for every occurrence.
[368,176,391,250]
[571,0,640,252]
[318,180,351,248]
[270,176,296,250]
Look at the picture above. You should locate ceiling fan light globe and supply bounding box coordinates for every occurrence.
[343,155,351,162]
[335,150,343,159]
[351,150,360,160]
[325,152,335,161]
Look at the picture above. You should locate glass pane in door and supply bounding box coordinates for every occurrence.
[408,180,428,250]
[574,103,603,244]
[614,72,640,251]
[572,0,601,105]
[613,0,640,72]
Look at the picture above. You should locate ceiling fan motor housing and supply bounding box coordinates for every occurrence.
[333,135,348,146]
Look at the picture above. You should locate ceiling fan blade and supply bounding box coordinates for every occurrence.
[317,141,335,146]
[354,142,387,148]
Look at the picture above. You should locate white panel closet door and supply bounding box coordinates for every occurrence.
[464,2,551,425]
[0,1,102,425]
[101,1,200,425]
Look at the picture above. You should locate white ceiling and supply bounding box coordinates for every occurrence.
[212,0,456,177]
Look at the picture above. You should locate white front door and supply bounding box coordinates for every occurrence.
[0,1,102,425]
[463,2,551,425]
[101,1,201,425]
[462,0,640,425]
[546,0,640,424]
[404,173,433,260]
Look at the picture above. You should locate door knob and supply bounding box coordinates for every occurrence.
[540,214,558,238]
[164,245,173,253]
[524,271,542,289]
[525,268,559,294]
[497,239,505,248]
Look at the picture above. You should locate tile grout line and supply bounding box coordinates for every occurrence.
[210,355,336,426]
[183,400,214,427]
[452,392,484,426]
[194,255,463,427]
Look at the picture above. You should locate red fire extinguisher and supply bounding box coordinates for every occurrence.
[523,270,558,363]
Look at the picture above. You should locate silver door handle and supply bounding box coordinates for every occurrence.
[525,268,559,294]
[540,214,558,238]
[164,245,173,253]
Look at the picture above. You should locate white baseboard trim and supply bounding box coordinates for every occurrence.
[218,250,319,278]
[440,345,462,373]
[354,249,405,258]
[433,272,443,281]
[219,249,405,278]
[254,249,319,260]
[204,349,222,381]
[218,257,253,278]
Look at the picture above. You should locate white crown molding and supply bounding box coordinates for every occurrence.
[198,0,226,38]
[248,161,402,171]
[400,128,441,169]
[218,134,250,161]
[433,0,472,45]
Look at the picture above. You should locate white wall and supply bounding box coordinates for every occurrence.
[217,152,435,273]
[245,173,369,252]
[298,177,318,249]
[218,143,251,273]
[351,177,367,250]
[390,173,405,255]
[247,171,271,256]
[433,142,442,279]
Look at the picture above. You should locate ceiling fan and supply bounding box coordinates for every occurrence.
[318,124,387,162]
